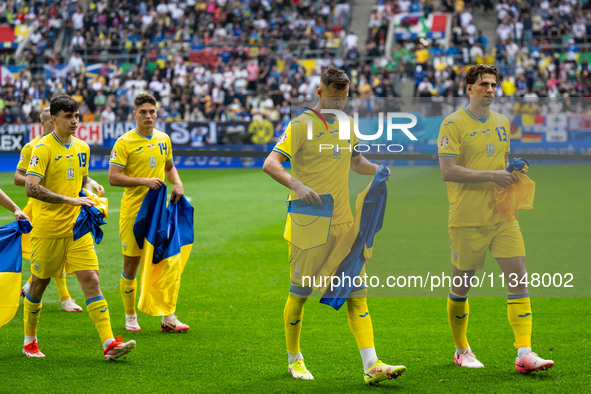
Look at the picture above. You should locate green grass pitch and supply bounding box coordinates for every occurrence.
[0,164,589,392]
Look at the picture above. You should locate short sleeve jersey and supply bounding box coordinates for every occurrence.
[17,135,43,172]
[273,110,359,225]
[109,129,173,219]
[438,106,511,227]
[26,133,90,238]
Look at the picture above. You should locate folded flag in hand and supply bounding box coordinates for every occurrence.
[73,188,108,243]
[495,157,535,220]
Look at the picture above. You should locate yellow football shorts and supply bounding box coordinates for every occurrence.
[119,217,142,257]
[448,220,526,270]
[289,222,358,290]
[30,233,98,279]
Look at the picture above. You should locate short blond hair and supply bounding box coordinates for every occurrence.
[40,106,51,122]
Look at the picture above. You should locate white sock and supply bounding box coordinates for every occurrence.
[517,347,531,360]
[455,346,470,357]
[102,338,115,350]
[24,335,36,345]
[125,313,137,319]
[288,351,303,365]
[360,347,378,370]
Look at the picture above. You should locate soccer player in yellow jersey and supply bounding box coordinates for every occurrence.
[263,67,405,384]
[22,96,135,360]
[438,65,553,373]
[15,106,104,313]
[108,93,188,333]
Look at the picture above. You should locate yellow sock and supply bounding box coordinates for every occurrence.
[284,295,306,354]
[86,296,113,344]
[120,272,137,315]
[507,293,532,349]
[53,271,71,302]
[447,291,469,349]
[23,294,42,337]
[346,297,375,349]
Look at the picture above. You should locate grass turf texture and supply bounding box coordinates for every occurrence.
[0,164,589,392]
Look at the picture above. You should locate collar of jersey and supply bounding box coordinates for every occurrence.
[463,106,490,124]
[51,132,72,149]
[134,129,153,140]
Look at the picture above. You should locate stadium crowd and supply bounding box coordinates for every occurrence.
[1,0,591,126]
[412,0,591,102]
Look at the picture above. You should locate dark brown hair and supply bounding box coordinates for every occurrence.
[50,95,78,116]
[320,66,350,90]
[465,64,500,85]
[134,93,157,108]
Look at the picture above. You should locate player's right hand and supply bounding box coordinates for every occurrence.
[13,208,30,222]
[491,170,518,188]
[294,184,322,205]
[69,197,97,206]
[144,178,167,189]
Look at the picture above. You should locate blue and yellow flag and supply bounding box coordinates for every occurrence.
[284,194,333,250]
[321,165,390,310]
[73,189,108,243]
[0,220,32,328]
[134,187,194,316]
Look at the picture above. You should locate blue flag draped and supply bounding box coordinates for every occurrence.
[320,165,390,310]
[133,187,194,316]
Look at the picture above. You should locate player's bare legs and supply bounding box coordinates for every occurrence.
[123,255,141,279]
[27,275,51,300]
[497,257,553,373]
[451,266,475,297]
[75,270,103,299]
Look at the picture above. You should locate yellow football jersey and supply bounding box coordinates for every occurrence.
[438,106,511,227]
[17,135,43,172]
[26,133,90,238]
[18,135,47,225]
[273,109,359,225]
[109,129,173,219]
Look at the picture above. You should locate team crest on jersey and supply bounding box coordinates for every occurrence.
[110,150,117,160]
[30,155,39,167]
[333,146,341,159]
[122,241,127,251]
[278,132,287,144]
[150,156,157,167]
[67,168,75,180]
[33,261,39,272]
[65,154,74,160]
[439,135,449,148]
[147,144,156,149]
[486,143,495,156]
[19,153,24,163]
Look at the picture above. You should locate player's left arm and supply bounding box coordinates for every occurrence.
[0,188,29,222]
[83,176,105,197]
[350,153,380,175]
[165,159,184,204]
